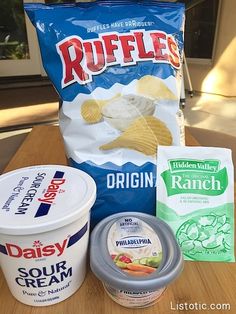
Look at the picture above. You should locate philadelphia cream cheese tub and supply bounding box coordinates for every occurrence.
[90,212,183,308]
[0,165,96,306]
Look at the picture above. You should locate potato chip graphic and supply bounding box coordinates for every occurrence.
[81,94,120,123]
[100,116,172,155]
[137,75,177,100]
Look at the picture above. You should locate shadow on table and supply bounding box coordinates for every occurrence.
[0,132,29,173]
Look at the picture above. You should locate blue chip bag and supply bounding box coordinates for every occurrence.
[25,1,185,228]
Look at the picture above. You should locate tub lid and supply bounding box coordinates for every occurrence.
[90,212,183,292]
[0,165,96,235]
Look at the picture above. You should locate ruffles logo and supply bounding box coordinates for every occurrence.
[57,29,181,87]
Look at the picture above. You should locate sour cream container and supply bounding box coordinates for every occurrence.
[90,212,183,308]
[0,165,96,306]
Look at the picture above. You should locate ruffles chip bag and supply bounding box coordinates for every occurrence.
[25,1,185,227]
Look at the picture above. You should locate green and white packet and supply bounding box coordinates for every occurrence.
[156,146,235,262]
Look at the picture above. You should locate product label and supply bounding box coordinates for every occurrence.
[57,29,180,87]
[158,202,234,262]
[25,1,185,230]
[0,223,87,259]
[0,220,89,306]
[161,159,228,196]
[35,171,66,217]
[156,147,235,262]
[1,171,66,218]
[104,283,165,308]
[107,217,162,276]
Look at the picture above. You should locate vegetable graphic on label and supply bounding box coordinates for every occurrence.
[133,254,162,268]
[111,253,160,276]
[176,213,233,260]
[108,217,163,276]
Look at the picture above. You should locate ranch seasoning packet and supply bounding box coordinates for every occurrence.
[156,146,235,262]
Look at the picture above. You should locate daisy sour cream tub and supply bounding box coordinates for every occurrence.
[90,212,183,308]
[0,165,96,306]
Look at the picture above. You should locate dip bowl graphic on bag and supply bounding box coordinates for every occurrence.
[100,94,156,131]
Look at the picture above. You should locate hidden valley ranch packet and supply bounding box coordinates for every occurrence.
[25,1,185,227]
[157,146,235,262]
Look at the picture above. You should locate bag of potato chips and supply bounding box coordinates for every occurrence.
[25,1,185,227]
[157,146,235,262]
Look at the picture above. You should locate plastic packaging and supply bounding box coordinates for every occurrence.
[156,146,235,262]
[0,165,96,306]
[90,212,183,308]
[25,1,185,228]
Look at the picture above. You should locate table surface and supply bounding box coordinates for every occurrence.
[1,126,236,314]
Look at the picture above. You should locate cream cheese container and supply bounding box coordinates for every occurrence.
[90,212,183,308]
[0,165,96,306]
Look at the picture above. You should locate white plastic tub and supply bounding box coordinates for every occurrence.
[0,165,96,306]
